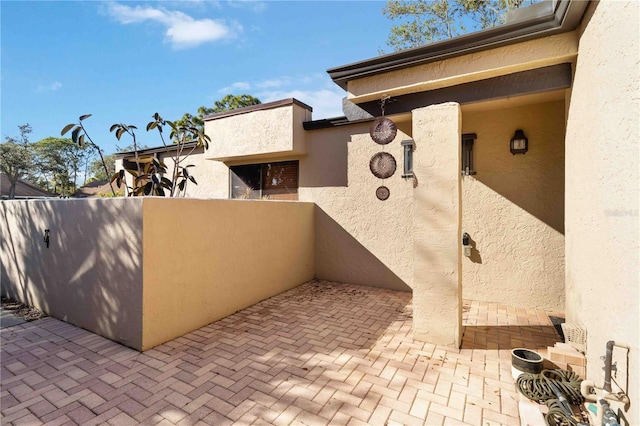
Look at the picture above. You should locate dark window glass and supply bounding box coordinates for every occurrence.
[230,164,261,199]
[230,161,298,200]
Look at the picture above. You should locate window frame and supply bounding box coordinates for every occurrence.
[229,160,299,200]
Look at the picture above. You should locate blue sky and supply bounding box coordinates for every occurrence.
[2,1,396,155]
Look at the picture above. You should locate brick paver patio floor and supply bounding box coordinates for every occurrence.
[1,280,562,425]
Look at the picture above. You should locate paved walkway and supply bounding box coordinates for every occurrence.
[1,281,562,425]
[0,307,28,329]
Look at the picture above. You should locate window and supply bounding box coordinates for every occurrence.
[462,133,477,175]
[230,160,299,200]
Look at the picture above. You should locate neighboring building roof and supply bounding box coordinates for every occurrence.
[1,173,56,199]
[72,180,125,198]
[327,0,589,90]
[114,141,199,159]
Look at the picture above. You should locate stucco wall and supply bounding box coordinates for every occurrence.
[141,198,315,350]
[114,148,229,199]
[205,103,311,161]
[565,1,639,422]
[461,100,565,310]
[160,149,229,199]
[411,103,462,346]
[348,32,578,103]
[299,122,414,291]
[0,198,144,349]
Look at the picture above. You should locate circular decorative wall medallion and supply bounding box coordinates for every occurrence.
[376,186,390,201]
[369,117,397,145]
[370,152,397,179]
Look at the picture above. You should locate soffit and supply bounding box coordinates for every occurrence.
[347,31,578,104]
[355,63,572,117]
[460,89,565,113]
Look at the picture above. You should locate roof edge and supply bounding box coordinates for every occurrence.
[203,98,313,122]
[115,141,200,158]
[303,116,374,130]
[328,0,589,90]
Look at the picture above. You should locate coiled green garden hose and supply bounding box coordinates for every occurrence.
[516,369,584,405]
[516,369,585,426]
[545,398,578,426]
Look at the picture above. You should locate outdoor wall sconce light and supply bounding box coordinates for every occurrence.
[43,229,50,248]
[401,140,415,178]
[510,129,528,155]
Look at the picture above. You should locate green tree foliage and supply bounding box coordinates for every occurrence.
[62,114,118,196]
[212,94,262,113]
[174,94,261,135]
[383,0,532,51]
[88,154,116,182]
[0,124,33,199]
[31,137,92,196]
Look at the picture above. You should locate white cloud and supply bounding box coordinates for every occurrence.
[254,74,346,119]
[258,88,345,119]
[256,78,290,89]
[299,73,324,85]
[106,2,240,49]
[36,81,62,93]
[214,74,346,119]
[227,1,267,13]
[219,81,252,93]
[221,78,291,93]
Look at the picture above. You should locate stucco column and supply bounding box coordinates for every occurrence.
[411,102,462,347]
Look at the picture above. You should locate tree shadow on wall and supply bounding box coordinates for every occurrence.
[1,198,144,350]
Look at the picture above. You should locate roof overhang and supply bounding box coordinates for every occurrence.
[115,141,200,159]
[327,0,589,91]
[357,62,572,117]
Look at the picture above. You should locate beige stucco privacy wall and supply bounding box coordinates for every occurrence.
[1,198,314,351]
[461,100,565,310]
[0,198,144,349]
[141,198,314,350]
[565,1,639,423]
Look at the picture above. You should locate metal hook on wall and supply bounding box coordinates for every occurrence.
[379,95,391,117]
[44,229,50,249]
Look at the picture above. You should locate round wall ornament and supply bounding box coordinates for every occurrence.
[376,186,390,201]
[369,117,397,145]
[370,152,397,179]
